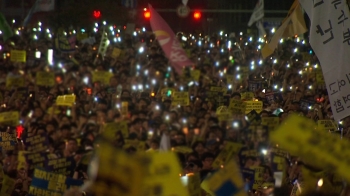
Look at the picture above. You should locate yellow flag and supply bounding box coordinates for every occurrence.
[261,0,307,59]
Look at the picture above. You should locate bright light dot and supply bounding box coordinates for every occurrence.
[109,26,113,31]
[306,62,309,66]
[258,45,261,49]
[245,42,248,46]
[239,32,243,36]
[249,37,253,42]
[280,39,283,43]
[287,64,290,68]
[113,37,117,42]
[118,37,121,42]
[33,35,38,40]
[216,62,219,67]
[309,85,312,89]
[12,19,15,23]
[46,29,50,33]
[38,22,42,26]
[297,37,300,42]
[294,48,298,53]
[93,28,98,33]
[236,66,240,71]
[220,31,223,36]
[314,64,318,68]
[274,85,278,89]
[261,149,267,155]
[103,21,106,25]
[280,88,284,92]
[73,30,76,34]
[64,32,67,36]
[33,28,37,31]
[273,59,277,64]
[318,179,323,187]
[271,28,275,33]
[133,32,137,36]
[139,47,144,53]
[233,122,239,128]
[138,84,143,90]
[259,60,262,65]
[15,31,19,35]
[38,27,41,32]
[250,65,255,70]
[152,79,156,85]
[95,23,98,27]
[236,74,241,79]
[142,27,146,32]
[299,70,303,75]
[302,40,305,44]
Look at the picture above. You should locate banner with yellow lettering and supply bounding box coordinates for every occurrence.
[23,134,48,152]
[28,168,83,196]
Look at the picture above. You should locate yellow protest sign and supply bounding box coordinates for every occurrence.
[212,142,243,169]
[36,72,55,86]
[201,160,247,196]
[17,151,28,170]
[111,48,122,58]
[92,71,113,85]
[301,167,342,195]
[124,140,146,151]
[6,76,25,88]
[316,70,325,85]
[103,121,129,139]
[317,120,338,132]
[261,117,280,131]
[210,86,226,93]
[0,111,19,126]
[240,92,255,101]
[216,106,233,122]
[190,70,201,82]
[171,146,193,154]
[245,101,263,114]
[226,75,235,84]
[270,115,350,182]
[0,175,15,195]
[228,99,246,114]
[47,107,61,115]
[186,173,201,196]
[10,50,26,62]
[252,166,265,190]
[121,102,128,116]
[171,92,190,106]
[56,95,76,106]
[92,143,145,196]
[142,152,189,196]
[76,32,88,41]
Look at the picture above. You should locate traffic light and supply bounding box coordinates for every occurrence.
[193,11,201,20]
[144,8,151,19]
[93,10,101,19]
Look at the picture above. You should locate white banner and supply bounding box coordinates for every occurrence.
[248,0,264,26]
[34,0,55,12]
[299,0,350,121]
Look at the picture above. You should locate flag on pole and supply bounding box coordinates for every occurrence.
[261,0,307,59]
[248,0,264,27]
[0,13,13,41]
[23,0,54,27]
[298,0,350,121]
[149,4,194,74]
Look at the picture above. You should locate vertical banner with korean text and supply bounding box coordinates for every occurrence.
[299,0,350,121]
[149,4,194,74]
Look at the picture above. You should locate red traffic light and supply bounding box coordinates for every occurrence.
[193,11,201,20]
[93,10,101,19]
[144,10,151,19]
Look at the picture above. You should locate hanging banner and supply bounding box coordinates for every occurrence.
[149,4,194,74]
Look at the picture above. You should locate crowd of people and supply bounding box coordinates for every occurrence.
[0,18,349,196]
